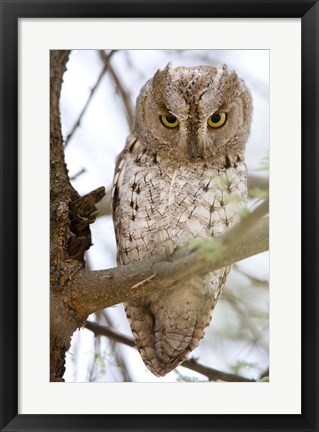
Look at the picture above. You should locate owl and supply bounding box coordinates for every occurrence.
[112,64,252,377]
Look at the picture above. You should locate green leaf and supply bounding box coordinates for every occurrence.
[249,188,269,199]
[259,376,269,382]
[255,153,269,172]
[230,360,259,374]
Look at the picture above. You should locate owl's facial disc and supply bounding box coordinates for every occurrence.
[134,64,252,167]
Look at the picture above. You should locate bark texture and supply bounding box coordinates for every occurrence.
[50,51,105,381]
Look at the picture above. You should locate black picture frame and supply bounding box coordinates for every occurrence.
[0,1,318,431]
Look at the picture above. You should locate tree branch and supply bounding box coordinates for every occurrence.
[68,186,106,260]
[85,321,255,382]
[95,183,112,217]
[69,199,269,317]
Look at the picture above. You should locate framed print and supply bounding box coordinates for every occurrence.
[0,1,318,431]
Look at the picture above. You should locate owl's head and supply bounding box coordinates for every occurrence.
[134,64,253,167]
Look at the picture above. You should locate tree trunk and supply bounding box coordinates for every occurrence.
[50,51,105,381]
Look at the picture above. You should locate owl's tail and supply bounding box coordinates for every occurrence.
[125,283,217,377]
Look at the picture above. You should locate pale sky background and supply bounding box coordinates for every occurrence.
[60,49,269,383]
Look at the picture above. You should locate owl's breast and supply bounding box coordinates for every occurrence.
[113,152,247,265]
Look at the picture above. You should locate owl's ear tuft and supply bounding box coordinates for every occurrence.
[152,63,172,105]
[152,64,188,118]
[214,64,240,98]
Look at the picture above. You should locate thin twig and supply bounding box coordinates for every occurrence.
[181,358,255,382]
[96,310,131,382]
[99,50,134,130]
[86,321,135,348]
[222,290,262,342]
[130,272,157,290]
[233,264,269,288]
[64,50,117,146]
[85,321,255,382]
[70,167,86,181]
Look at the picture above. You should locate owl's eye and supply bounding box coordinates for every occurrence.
[207,112,227,128]
[160,115,180,128]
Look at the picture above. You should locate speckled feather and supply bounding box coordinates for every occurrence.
[112,64,252,377]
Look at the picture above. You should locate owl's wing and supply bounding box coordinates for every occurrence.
[112,135,139,264]
[112,142,177,376]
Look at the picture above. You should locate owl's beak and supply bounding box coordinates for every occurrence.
[187,139,203,161]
